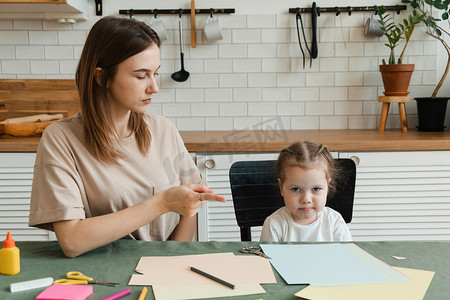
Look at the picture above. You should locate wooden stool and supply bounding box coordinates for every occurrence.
[378,96,411,133]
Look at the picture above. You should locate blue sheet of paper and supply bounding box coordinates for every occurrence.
[260,243,409,286]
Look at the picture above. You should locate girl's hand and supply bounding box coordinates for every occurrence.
[162,184,226,217]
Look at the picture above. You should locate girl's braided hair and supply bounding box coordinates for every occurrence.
[277,141,337,198]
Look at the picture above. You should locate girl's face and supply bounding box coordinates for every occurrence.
[278,165,329,225]
[106,44,160,118]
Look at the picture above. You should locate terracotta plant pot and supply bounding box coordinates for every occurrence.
[379,64,415,96]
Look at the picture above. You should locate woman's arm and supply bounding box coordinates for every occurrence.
[54,184,225,257]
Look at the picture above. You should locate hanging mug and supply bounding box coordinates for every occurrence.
[149,15,168,41]
[364,13,383,37]
[203,15,223,42]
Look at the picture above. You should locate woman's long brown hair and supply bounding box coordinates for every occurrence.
[75,16,160,163]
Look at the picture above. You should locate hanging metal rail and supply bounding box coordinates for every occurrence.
[119,8,235,17]
[289,5,407,16]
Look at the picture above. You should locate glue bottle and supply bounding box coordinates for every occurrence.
[0,232,20,275]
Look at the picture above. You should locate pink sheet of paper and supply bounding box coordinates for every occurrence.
[128,253,276,286]
[36,284,93,300]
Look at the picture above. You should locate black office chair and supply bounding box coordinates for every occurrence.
[230,158,357,241]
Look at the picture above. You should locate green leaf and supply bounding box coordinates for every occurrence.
[443,12,449,19]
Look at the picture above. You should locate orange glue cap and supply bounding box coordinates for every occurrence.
[3,232,16,248]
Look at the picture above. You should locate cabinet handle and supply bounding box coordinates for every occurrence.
[351,156,360,166]
[204,159,216,169]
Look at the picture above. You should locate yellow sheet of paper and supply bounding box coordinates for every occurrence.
[152,284,265,300]
[295,267,434,300]
[128,253,275,286]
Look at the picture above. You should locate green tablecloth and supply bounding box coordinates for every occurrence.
[1,240,448,299]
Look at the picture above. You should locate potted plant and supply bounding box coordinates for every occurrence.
[402,0,450,131]
[377,5,426,96]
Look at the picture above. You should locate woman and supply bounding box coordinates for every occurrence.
[29,16,225,258]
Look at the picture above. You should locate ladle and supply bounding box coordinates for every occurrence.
[171,13,190,82]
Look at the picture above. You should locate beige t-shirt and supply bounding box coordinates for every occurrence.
[29,113,202,241]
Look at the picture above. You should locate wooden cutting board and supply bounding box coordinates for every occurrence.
[0,120,56,136]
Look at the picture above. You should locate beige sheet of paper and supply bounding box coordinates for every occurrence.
[128,253,276,286]
[295,267,435,300]
[152,284,266,300]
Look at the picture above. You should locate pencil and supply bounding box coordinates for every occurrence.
[138,287,147,300]
[188,266,235,289]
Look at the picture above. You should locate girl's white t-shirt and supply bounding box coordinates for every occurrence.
[260,206,352,242]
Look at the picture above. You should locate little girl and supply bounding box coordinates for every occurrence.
[260,141,352,242]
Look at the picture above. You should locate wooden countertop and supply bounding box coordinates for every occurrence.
[1,129,450,152]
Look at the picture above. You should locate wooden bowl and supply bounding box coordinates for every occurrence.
[0,120,56,137]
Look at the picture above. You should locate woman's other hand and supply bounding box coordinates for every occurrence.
[162,184,226,217]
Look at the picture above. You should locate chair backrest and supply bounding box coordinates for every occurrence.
[230,158,357,241]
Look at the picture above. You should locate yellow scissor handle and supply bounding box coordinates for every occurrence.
[53,279,89,285]
[66,271,93,281]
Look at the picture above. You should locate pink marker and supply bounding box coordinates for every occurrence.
[102,288,131,300]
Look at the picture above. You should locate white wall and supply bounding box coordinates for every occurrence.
[0,0,445,130]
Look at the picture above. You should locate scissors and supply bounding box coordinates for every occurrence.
[239,246,271,259]
[54,271,119,287]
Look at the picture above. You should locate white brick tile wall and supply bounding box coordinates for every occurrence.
[262,88,290,102]
[0,20,12,30]
[45,46,73,59]
[57,31,86,45]
[277,102,304,116]
[335,72,363,86]
[0,8,440,131]
[2,60,29,74]
[175,89,203,102]
[29,31,57,45]
[320,87,348,101]
[204,59,232,73]
[219,103,247,116]
[232,59,261,73]
[306,102,334,115]
[232,29,261,44]
[162,103,190,117]
[291,116,319,130]
[248,74,276,88]
[262,59,290,73]
[191,103,219,117]
[0,31,27,44]
[31,60,58,74]
[14,20,43,30]
[59,60,77,75]
[247,15,275,29]
[15,46,44,59]
[205,117,233,131]
[190,74,219,88]
[319,58,348,72]
[248,44,276,58]
[248,102,276,116]
[320,116,348,129]
[262,29,290,43]
[335,101,363,115]
[218,44,246,58]
[205,89,232,102]
[0,46,14,59]
[291,88,319,101]
[219,74,247,88]
[176,117,204,131]
[234,88,261,102]
[233,117,262,130]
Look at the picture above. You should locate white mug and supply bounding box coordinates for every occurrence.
[203,15,223,42]
[364,14,383,37]
[149,15,167,41]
